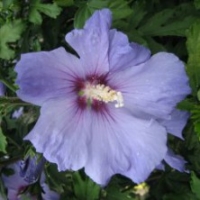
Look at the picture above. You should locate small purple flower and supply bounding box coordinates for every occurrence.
[12,107,24,119]
[0,82,5,96]
[2,157,45,199]
[15,9,191,185]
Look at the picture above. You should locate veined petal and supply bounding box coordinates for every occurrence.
[109,29,151,71]
[158,109,189,139]
[85,107,167,185]
[25,98,167,185]
[164,149,187,172]
[24,97,91,171]
[65,9,111,75]
[15,47,84,106]
[108,52,191,119]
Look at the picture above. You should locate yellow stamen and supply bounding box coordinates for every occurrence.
[83,83,124,108]
[133,182,149,197]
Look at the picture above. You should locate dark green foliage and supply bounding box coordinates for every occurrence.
[190,172,200,199]
[73,171,101,200]
[0,127,7,153]
[29,0,62,24]
[0,20,25,60]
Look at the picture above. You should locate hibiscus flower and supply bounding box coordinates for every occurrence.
[15,9,191,185]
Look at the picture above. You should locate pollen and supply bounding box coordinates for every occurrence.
[83,83,124,108]
[133,182,150,197]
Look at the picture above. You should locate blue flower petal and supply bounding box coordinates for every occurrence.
[2,157,43,199]
[109,29,151,71]
[158,109,189,139]
[164,149,187,172]
[85,107,167,185]
[108,52,191,119]
[25,97,91,171]
[65,9,111,75]
[25,98,167,185]
[15,47,84,106]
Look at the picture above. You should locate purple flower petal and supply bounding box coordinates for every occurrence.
[156,163,165,170]
[25,98,167,185]
[25,98,91,171]
[2,157,44,199]
[84,107,167,185]
[15,47,84,106]
[109,29,151,71]
[12,107,24,119]
[158,109,189,139]
[108,52,191,119]
[0,82,5,96]
[65,9,111,75]
[2,162,28,192]
[164,149,187,172]
[19,157,46,183]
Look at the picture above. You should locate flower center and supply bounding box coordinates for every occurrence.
[81,83,124,108]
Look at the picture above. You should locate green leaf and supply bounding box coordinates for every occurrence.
[190,105,200,139]
[29,6,43,25]
[37,3,62,18]
[139,8,174,34]
[29,0,62,25]
[2,0,14,8]
[145,37,166,53]
[74,0,132,28]
[73,171,100,200]
[45,164,70,194]
[74,5,92,28]
[139,3,197,36]
[128,2,147,29]
[190,172,200,199]
[147,16,195,36]
[186,20,200,94]
[0,20,25,60]
[0,127,7,153]
[177,99,195,111]
[105,183,131,200]
[54,0,74,7]
[106,0,132,19]
[197,89,200,101]
[0,177,7,200]
[194,0,200,9]
[163,193,199,200]
[20,194,33,200]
